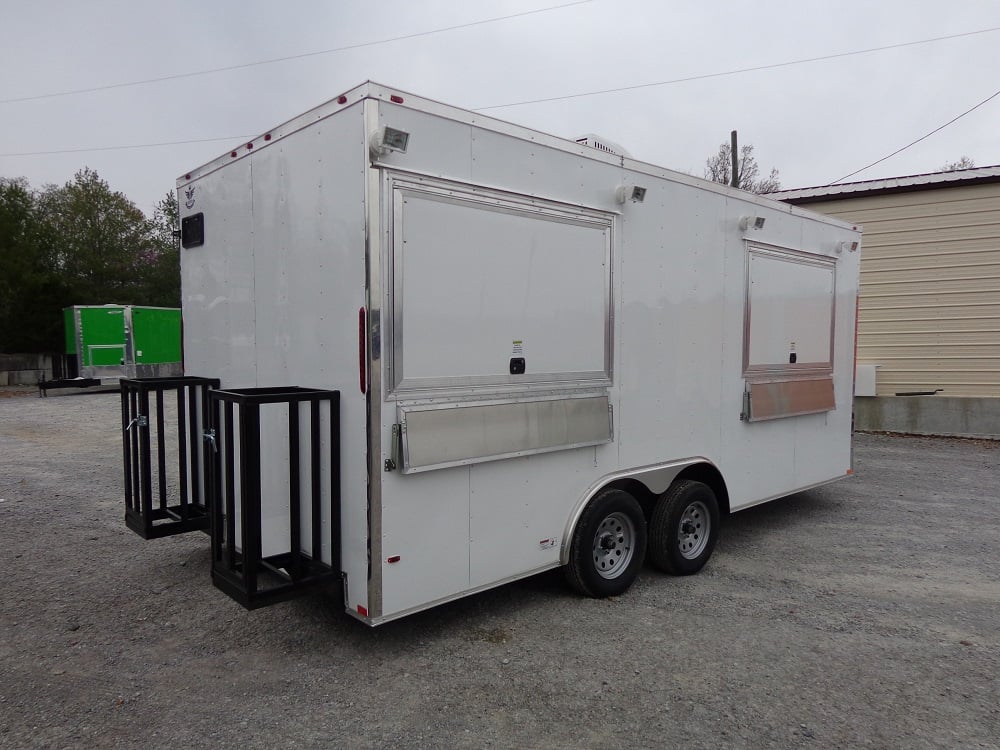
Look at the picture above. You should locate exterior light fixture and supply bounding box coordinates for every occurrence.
[370,126,410,158]
[616,185,647,204]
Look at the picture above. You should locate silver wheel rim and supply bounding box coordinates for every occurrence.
[677,500,710,560]
[592,512,636,579]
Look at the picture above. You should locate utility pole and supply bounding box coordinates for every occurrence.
[730,130,739,188]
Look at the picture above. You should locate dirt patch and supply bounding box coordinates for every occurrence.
[0,386,37,398]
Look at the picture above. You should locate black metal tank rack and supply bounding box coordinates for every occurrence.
[120,377,342,610]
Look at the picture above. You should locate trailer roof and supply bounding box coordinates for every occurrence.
[177,81,856,232]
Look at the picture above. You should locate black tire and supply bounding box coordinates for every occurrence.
[648,480,719,575]
[565,489,647,598]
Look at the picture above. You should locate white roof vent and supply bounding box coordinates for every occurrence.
[575,133,631,158]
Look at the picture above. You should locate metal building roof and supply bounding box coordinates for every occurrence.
[767,164,1000,204]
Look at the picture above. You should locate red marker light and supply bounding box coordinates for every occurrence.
[387,555,401,564]
[264,133,272,141]
[246,142,253,149]
[230,151,237,158]
[390,94,404,103]
[184,174,191,180]
[357,605,368,617]
[337,95,347,104]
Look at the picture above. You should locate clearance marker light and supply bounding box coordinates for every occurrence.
[387,555,401,564]
[337,95,348,104]
[390,94,404,103]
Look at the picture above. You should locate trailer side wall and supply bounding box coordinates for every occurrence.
[370,98,860,621]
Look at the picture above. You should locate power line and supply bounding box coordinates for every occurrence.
[0,0,591,105]
[0,136,254,157]
[474,25,1000,110]
[829,88,1000,184]
[2,24,997,159]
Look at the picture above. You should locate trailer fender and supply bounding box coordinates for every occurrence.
[560,457,724,565]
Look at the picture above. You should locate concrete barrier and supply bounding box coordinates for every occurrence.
[0,353,54,386]
[854,396,1000,440]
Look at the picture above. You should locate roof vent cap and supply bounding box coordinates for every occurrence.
[575,133,631,158]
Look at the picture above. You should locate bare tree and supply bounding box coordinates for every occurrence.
[937,156,975,172]
[704,142,781,194]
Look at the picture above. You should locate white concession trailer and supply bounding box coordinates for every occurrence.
[120,82,862,626]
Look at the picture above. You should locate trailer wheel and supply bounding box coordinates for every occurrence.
[648,480,719,575]
[565,489,647,598]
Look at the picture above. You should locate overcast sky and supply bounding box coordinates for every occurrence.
[2,0,998,215]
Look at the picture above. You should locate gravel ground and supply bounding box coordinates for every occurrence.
[1,387,998,749]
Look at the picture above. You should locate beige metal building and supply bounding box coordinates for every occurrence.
[770,165,1000,437]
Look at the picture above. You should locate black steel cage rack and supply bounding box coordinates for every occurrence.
[120,379,341,610]
[207,386,341,609]
[121,376,219,539]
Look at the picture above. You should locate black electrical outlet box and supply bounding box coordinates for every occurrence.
[509,357,526,375]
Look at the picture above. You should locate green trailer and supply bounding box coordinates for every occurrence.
[41,305,182,394]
